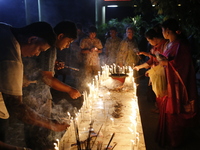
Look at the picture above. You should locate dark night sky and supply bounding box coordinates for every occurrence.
[0,0,96,27]
[0,0,27,26]
[106,6,135,22]
[0,0,134,28]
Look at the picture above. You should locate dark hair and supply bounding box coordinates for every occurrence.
[109,27,117,32]
[12,22,56,47]
[161,18,187,40]
[54,21,77,39]
[145,26,163,40]
[88,26,97,33]
[161,18,181,34]
[153,24,163,37]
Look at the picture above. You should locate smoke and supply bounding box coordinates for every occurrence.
[51,99,74,124]
[101,78,124,90]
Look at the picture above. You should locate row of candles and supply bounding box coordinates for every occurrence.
[55,64,142,150]
[106,64,131,75]
[100,64,133,82]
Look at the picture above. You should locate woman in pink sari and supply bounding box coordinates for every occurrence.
[134,27,168,113]
[156,18,198,148]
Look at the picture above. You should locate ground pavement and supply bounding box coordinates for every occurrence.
[137,76,200,150]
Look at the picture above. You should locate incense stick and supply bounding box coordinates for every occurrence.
[65,66,79,71]
[105,132,115,150]
[111,142,117,150]
[91,123,103,149]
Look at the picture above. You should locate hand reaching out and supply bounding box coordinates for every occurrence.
[133,66,140,71]
[55,60,65,70]
[68,88,81,99]
[137,52,150,57]
[51,119,70,132]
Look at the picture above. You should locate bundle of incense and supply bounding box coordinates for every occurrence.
[86,120,94,150]
[73,119,81,150]
[65,66,79,71]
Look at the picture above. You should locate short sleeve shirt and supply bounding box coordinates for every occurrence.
[80,37,103,66]
[23,47,56,104]
[116,37,139,66]
[0,23,23,96]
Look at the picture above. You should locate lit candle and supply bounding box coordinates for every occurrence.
[69,117,73,136]
[67,112,71,120]
[83,91,85,106]
[110,117,114,127]
[102,70,105,80]
[136,132,139,150]
[98,71,101,84]
[56,139,60,150]
[85,90,88,108]
[122,66,125,74]
[75,117,79,129]
[106,64,109,78]
[92,78,95,86]
[131,140,135,150]
[125,66,128,73]
[80,107,84,121]
[54,142,58,150]
[78,109,82,121]
[95,75,99,90]
[111,65,113,74]
[113,64,116,74]
[85,88,89,108]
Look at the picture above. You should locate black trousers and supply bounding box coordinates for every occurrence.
[0,118,8,142]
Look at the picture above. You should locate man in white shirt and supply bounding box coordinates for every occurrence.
[0,22,69,150]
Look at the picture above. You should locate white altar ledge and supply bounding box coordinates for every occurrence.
[58,65,146,150]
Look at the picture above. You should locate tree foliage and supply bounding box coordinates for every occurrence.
[151,0,200,37]
[150,0,200,56]
[98,0,200,56]
[97,15,149,44]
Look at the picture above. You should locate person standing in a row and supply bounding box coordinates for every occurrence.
[134,26,168,113]
[104,27,122,65]
[116,26,140,84]
[80,26,103,84]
